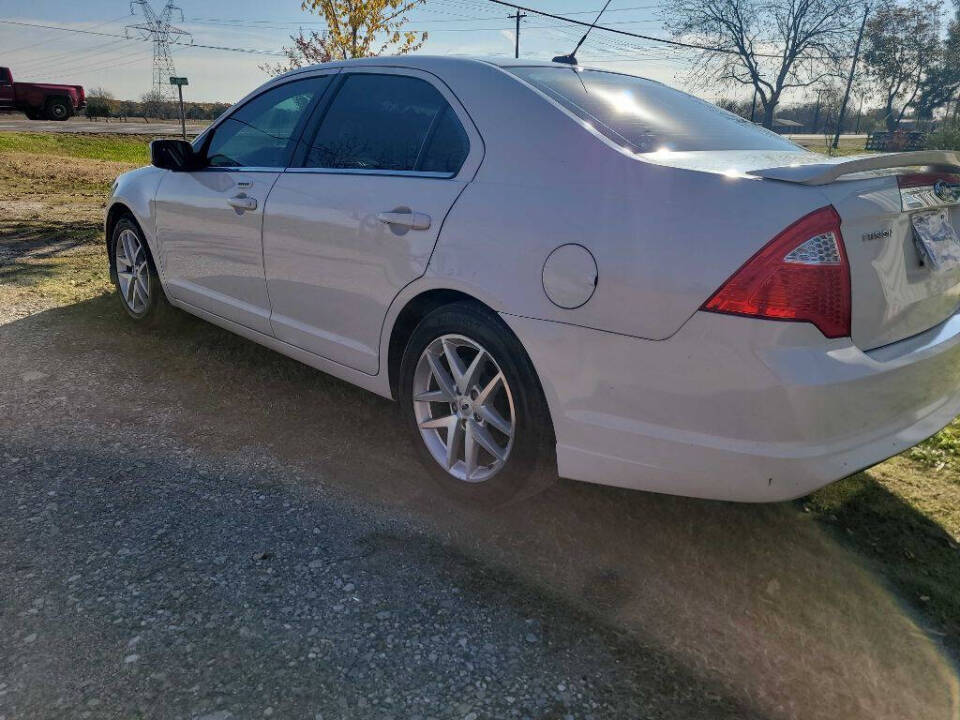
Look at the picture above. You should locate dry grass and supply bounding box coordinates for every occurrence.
[0,135,140,321]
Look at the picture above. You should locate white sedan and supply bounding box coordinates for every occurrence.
[106,56,960,503]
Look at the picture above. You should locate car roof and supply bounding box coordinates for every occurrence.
[280,54,653,81]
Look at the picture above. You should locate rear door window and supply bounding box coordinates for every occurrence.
[302,73,468,174]
[506,67,802,154]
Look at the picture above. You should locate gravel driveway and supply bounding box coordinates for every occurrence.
[1,292,956,720]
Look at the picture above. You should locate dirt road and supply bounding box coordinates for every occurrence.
[0,138,957,720]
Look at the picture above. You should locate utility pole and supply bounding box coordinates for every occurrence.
[855,94,864,133]
[811,89,826,135]
[507,8,527,58]
[832,2,871,150]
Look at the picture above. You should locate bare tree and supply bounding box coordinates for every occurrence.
[863,0,941,131]
[662,0,858,128]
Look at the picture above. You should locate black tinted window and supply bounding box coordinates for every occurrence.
[206,76,330,168]
[305,74,466,173]
[419,106,469,174]
[0,68,9,83]
[508,67,802,154]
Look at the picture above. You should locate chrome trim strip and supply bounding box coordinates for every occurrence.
[196,167,285,173]
[284,167,455,179]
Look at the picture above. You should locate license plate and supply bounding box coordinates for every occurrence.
[912,209,960,271]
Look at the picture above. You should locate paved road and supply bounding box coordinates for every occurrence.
[0,113,208,136]
[0,290,955,718]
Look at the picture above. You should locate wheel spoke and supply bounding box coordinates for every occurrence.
[414,389,448,403]
[441,339,467,390]
[123,234,135,269]
[117,271,132,299]
[133,279,147,308]
[426,352,457,401]
[469,420,505,463]
[475,372,503,406]
[463,422,478,481]
[478,404,512,436]
[126,273,137,306]
[460,349,486,394]
[446,419,464,469]
[419,414,456,430]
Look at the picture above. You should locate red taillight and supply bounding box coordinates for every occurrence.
[701,205,851,338]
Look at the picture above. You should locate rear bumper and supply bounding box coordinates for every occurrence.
[501,310,960,502]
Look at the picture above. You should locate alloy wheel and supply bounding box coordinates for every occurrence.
[412,334,515,483]
[115,228,150,314]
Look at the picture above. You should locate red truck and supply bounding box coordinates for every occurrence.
[0,66,85,121]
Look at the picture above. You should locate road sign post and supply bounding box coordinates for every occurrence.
[169,76,188,140]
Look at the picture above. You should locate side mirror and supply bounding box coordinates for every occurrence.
[150,139,201,171]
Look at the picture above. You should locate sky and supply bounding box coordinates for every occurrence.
[0,0,704,103]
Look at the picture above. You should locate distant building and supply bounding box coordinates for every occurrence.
[772,118,804,134]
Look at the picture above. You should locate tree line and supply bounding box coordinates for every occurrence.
[663,0,960,133]
[83,89,231,122]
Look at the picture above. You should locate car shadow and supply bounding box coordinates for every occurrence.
[0,218,101,265]
[807,469,960,653]
[2,294,958,720]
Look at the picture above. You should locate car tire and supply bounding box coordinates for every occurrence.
[399,301,556,506]
[109,215,169,324]
[24,109,41,120]
[45,98,71,121]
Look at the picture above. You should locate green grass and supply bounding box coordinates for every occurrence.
[791,136,871,156]
[0,132,150,164]
[908,420,960,471]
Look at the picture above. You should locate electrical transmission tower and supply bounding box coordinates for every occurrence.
[127,1,191,99]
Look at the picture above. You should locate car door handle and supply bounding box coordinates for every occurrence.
[376,211,431,231]
[228,194,257,211]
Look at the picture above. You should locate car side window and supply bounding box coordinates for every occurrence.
[303,73,468,174]
[418,106,469,174]
[0,68,9,84]
[205,76,331,169]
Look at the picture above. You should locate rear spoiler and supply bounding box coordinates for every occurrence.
[748,150,960,186]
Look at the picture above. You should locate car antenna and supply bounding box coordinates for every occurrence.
[552,0,614,65]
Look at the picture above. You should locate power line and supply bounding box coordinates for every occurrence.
[483,0,849,59]
[0,19,283,56]
[0,14,132,56]
[16,39,128,75]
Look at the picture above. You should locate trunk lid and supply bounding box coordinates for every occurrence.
[749,151,960,350]
[819,169,960,350]
[643,149,960,349]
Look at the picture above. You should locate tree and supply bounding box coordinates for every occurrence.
[914,12,960,125]
[84,87,114,119]
[662,0,858,128]
[261,0,427,76]
[140,90,174,120]
[862,0,941,130]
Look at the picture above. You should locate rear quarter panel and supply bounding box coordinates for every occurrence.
[427,63,830,340]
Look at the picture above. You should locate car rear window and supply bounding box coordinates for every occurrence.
[506,67,802,154]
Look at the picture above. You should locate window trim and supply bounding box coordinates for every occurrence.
[192,71,340,172]
[290,67,481,181]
